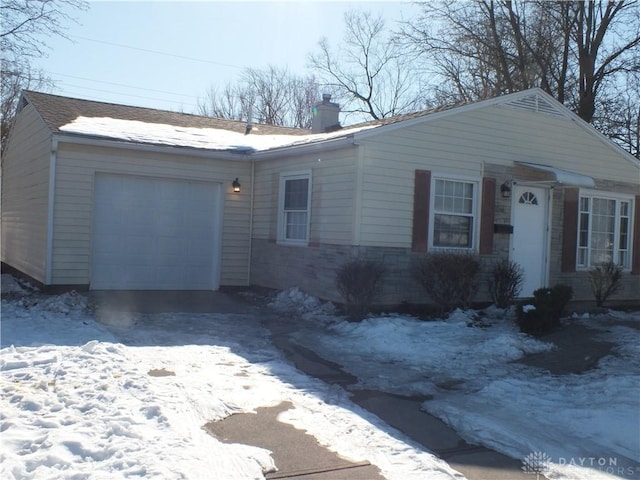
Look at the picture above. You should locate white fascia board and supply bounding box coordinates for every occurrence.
[53,133,252,161]
[250,135,356,160]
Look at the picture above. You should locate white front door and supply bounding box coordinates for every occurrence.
[511,185,549,297]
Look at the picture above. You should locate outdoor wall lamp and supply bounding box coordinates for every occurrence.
[500,181,512,198]
[232,178,241,193]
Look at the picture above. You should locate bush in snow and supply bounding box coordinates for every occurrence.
[412,251,480,312]
[488,259,524,309]
[516,284,573,335]
[588,261,623,307]
[335,259,386,320]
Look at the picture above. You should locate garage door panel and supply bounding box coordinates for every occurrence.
[91,174,221,290]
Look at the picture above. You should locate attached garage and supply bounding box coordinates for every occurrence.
[91,174,222,290]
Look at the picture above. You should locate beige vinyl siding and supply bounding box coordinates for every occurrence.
[52,143,251,286]
[0,103,51,282]
[357,104,640,248]
[253,147,358,245]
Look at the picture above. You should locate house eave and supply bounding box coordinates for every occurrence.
[53,132,253,161]
[250,135,357,160]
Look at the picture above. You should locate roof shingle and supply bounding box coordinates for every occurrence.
[22,90,311,136]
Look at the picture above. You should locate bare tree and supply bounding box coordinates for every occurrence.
[197,65,320,128]
[0,60,52,150]
[594,72,640,157]
[309,10,424,121]
[572,1,640,122]
[401,1,639,125]
[1,0,88,151]
[197,84,256,122]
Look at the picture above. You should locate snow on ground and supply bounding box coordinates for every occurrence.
[0,283,462,480]
[271,290,640,480]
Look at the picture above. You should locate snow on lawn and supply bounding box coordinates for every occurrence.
[273,289,640,480]
[0,283,463,480]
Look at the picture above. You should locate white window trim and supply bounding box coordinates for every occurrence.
[278,170,312,246]
[576,189,635,271]
[428,174,481,251]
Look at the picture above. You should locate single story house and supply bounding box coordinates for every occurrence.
[2,89,639,304]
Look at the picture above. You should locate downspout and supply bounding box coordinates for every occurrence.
[247,160,255,286]
[45,137,58,285]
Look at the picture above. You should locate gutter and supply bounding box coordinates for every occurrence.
[45,138,58,284]
[54,129,359,162]
[53,133,252,161]
[250,135,357,160]
[247,161,255,285]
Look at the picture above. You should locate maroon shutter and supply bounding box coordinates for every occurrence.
[412,170,431,252]
[561,187,579,273]
[479,177,496,255]
[632,195,640,275]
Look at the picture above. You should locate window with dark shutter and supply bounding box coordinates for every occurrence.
[479,177,496,254]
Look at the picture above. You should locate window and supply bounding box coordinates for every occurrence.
[279,172,311,244]
[432,178,477,248]
[518,191,538,205]
[577,194,632,269]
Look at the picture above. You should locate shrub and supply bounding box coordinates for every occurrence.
[516,284,573,335]
[588,261,623,307]
[335,259,386,320]
[412,251,480,312]
[488,259,524,309]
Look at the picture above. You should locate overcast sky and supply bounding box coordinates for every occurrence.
[32,1,418,114]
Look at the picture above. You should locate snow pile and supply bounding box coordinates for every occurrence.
[1,274,31,295]
[268,287,337,321]
[35,291,92,315]
[2,294,110,348]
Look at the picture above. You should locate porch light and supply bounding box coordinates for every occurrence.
[500,181,512,198]
[232,178,241,193]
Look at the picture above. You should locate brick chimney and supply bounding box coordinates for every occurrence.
[312,93,341,133]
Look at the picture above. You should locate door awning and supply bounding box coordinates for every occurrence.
[515,162,596,188]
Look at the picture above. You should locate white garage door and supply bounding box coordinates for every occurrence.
[91,174,221,290]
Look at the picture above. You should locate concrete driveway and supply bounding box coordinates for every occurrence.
[89,290,258,315]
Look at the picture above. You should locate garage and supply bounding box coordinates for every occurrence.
[91,173,222,290]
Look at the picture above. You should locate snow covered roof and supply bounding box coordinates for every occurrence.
[57,116,379,153]
[23,90,308,137]
[22,91,379,154]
